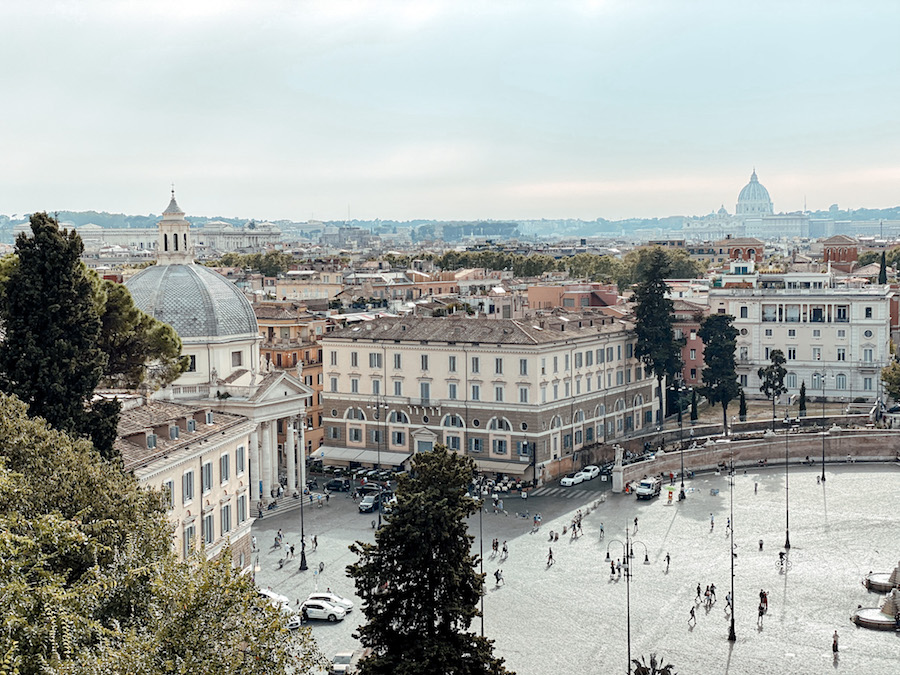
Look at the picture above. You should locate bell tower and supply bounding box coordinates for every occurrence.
[157,189,194,265]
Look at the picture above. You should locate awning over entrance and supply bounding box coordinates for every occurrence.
[317,445,411,467]
[473,458,531,476]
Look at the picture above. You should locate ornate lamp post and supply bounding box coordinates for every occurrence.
[728,450,736,642]
[298,480,308,571]
[606,524,651,675]
[820,371,827,483]
[782,411,791,550]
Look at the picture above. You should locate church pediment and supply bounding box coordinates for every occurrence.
[251,371,314,403]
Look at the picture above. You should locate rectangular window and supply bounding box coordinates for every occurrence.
[471,384,480,401]
[553,356,558,373]
[837,348,846,361]
[740,306,748,318]
[231,351,242,367]
[788,348,796,360]
[448,382,457,399]
[327,426,340,440]
[471,357,480,373]
[626,343,634,359]
[468,437,483,453]
[576,379,582,394]
[393,353,402,369]
[372,379,381,395]
[163,480,174,510]
[349,427,362,442]
[690,368,697,379]
[351,378,359,394]
[492,439,508,454]
[598,348,604,364]
[448,355,457,372]
[565,382,571,397]
[330,351,337,366]
[221,504,231,534]
[447,435,461,451]
[788,329,796,337]
[183,525,195,558]
[494,386,504,402]
[350,352,358,368]
[864,377,873,391]
[564,354,570,371]
[541,386,547,403]
[519,387,528,403]
[837,329,846,338]
[541,357,546,375]
[689,349,696,360]
[392,431,406,446]
[421,354,429,370]
[586,427,594,442]
[519,358,528,376]
[370,429,383,444]
[219,454,230,483]
[187,355,197,372]
[607,347,614,362]
[739,374,748,386]
[812,347,821,361]
[201,462,213,494]
[369,352,382,369]
[238,495,247,524]
[516,441,531,456]
[616,371,624,385]
[765,329,773,336]
[575,430,583,445]
[835,305,849,322]
[420,381,430,403]
[553,384,559,400]
[865,306,873,318]
[330,377,338,392]
[495,358,503,375]
[204,513,214,545]
[585,351,593,367]
[575,352,583,368]
[863,348,873,362]
[393,380,403,396]
[617,345,622,361]
[813,329,821,337]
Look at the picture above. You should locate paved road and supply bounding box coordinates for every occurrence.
[253,464,900,674]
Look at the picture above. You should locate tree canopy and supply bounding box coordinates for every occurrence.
[209,251,295,277]
[698,314,741,434]
[633,249,682,423]
[758,349,788,430]
[881,360,900,401]
[0,213,187,459]
[0,392,322,674]
[347,445,511,675]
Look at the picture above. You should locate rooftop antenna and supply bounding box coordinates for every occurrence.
[171,182,175,199]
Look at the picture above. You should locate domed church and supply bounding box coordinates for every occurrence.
[125,193,314,519]
[735,169,774,216]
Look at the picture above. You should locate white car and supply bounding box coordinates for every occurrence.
[582,465,601,479]
[307,591,354,613]
[301,599,346,622]
[560,472,584,487]
[574,470,592,482]
[286,613,305,631]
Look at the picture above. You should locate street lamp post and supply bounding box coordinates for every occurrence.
[783,412,791,550]
[820,371,827,483]
[728,451,736,642]
[675,379,688,501]
[298,477,308,571]
[478,499,484,637]
[606,525,651,675]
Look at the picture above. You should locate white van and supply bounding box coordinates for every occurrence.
[635,477,661,500]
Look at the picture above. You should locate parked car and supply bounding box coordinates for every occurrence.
[330,651,355,674]
[326,478,351,492]
[307,591,354,613]
[635,477,661,500]
[560,472,584,487]
[286,613,305,631]
[300,600,346,622]
[359,492,387,513]
[358,484,383,496]
[574,470,592,483]
[582,465,601,479]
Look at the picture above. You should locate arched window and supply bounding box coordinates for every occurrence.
[174,233,179,251]
[550,415,562,430]
[835,373,847,390]
[747,248,756,259]
[488,417,512,431]
[614,398,625,412]
[596,403,606,417]
[573,410,585,423]
[633,394,644,407]
[183,233,188,250]
[389,410,410,424]
[811,373,822,390]
[442,414,463,428]
[786,372,797,389]
[345,407,366,421]
[734,248,742,259]
[163,233,169,251]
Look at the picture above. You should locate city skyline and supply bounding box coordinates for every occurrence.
[2,0,899,222]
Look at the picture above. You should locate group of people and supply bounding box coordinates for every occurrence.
[490,538,508,561]
[758,589,769,626]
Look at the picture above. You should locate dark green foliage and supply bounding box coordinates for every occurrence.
[347,446,511,675]
[758,349,788,431]
[698,314,741,434]
[799,381,807,416]
[617,247,704,291]
[0,213,107,438]
[690,389,698,422]
[878,251,887,284]
[0,393,321,674]
[210,250,295,277]
[633,249,682,426]
[632,653,677,675]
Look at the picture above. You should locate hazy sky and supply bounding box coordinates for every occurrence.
[2,0,898,222]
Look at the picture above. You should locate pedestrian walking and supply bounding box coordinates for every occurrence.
[312,535,318,552]
[665,552,670,572]
[754,482,758,494]
[725,591,732,611]
[501,541,508,559]
[610,560,616,576]
[634,516,638,533]
[251,535,257,551]
[616,560,622,578]
[710,513,714,530]
[696,583,702,601]
[704,586,712,608]
[547,548,554,566]
[832,630,839,653]
[759,538,764,551]
[494,569,504,586]
[710,583,716,601]
[726,517,731,532]
[289,544,295,560]
[599,522,604,539]
[688,606,696,626]
[758,602,765,626]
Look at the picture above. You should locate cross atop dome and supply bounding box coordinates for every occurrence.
[164,185,183,216]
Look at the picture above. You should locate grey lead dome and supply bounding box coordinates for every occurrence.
[126,263,258,339]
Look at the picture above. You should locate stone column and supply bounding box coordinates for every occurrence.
[249,427,260,504]
[268,421,279,491]
[260,421,272,500]
[299,414,307,492]
[286,417,296,491]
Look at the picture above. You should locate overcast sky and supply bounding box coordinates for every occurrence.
[2,0,898,222]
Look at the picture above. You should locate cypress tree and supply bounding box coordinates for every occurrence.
[698,314,741,435]
[878,251,887,284]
